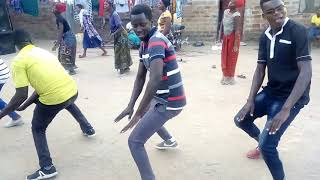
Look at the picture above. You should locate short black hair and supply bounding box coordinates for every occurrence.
[76,4,84,9]
[14,29,32,46]
[162,0,171,8]
[260,0,272,9]
[131,4,153,21]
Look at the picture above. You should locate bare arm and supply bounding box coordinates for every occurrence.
[247,64,266,102]
[233,16,241,50]
[134,59,163,115]
[282,61,312,110]
[128,62,148,109]
[269,61,312,133]
[235,63,266,121]
[0,87,28,119]
[16,91,39,111]
[52,24,64,51]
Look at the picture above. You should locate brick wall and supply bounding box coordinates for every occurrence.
[7,0,315,41]
[10,1,57,39]
[182,0,217,41]
[8,1,161,41]
[244,0,313,40]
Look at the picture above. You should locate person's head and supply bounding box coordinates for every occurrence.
[14,29,33,50]
[130,4,153,41]
[228,0,244,10]
[260,0,287,30]
[75,4,84,14]
[158,0,170,11]
[52,3,66,17]
[228,0,237,10]
[104,0,114,12]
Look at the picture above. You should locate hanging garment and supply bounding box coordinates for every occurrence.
[21,0,39,16]
[134,0,143,6]
[176,0,182,18]
[171,0,176,14]
[10,0,23,13]
[114,0,129,13]
[98,0,104,16]
[65,3,77,33]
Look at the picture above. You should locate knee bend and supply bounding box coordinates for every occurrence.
[234,118,243,128]
[259,142,277,158]
[128,136,144,149]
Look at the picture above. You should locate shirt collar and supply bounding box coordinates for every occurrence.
[264,17,290,40]
[144,27,158,43]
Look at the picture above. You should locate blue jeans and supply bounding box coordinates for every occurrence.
[0,83,20,120]
[32,93,93,168]
[308,26,320,41]
[234,90,304,180]
[128,99,182,180]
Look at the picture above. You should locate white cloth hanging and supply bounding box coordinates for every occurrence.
[114,0,129,13]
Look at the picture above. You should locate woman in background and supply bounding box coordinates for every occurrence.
[76,4,107,58]
[220,0,242,85]
[52,3,77,75]
[105,1,132,74]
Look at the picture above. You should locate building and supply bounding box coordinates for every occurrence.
[5,0,320,42]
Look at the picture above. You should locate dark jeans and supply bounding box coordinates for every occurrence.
[128,99,182,180]
[234,90,304,180]
[32,93,93,168]
[0,83,20,120]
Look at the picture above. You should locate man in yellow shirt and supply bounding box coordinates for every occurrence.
[309,8,320,43]
[0,30,95,180]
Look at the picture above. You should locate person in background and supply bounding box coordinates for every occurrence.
[76,4,107,58]
[126,22,141,49]
[105,1,132,74]
[0,57,24,128]
[220,0,242,85]
[157,0,172,37]
[52,3,77,75]
[308,7,320,48]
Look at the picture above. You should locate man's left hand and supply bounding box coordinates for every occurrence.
[120,113,142,133]
[267,109,290,135]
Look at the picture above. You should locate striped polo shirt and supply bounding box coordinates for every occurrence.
[139,29,186,110]
[0,58,10,84]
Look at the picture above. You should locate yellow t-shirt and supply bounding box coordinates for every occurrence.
[311,15,320,26]
[158,10,172,32]
[11,45,77,105]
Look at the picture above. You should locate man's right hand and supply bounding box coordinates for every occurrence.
[114,106,134,123]
[234,101,255,122]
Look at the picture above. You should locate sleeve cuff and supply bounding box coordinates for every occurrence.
[149,55,165,62]
[257,60,267,64]
[296,55,312,61]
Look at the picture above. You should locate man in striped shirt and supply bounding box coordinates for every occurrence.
[114,4,186,180]
[0,58,24,128]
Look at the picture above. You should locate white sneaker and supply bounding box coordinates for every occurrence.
[155,140,178,150]
[4,118,25,128]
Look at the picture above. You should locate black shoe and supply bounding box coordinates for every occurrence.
[26,165,58,180]
[68,69,76,75]
[83,128,96,138]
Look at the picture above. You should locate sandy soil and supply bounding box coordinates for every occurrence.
[0,41,319,180]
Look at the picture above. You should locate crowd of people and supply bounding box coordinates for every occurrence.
[0,0,314,180]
